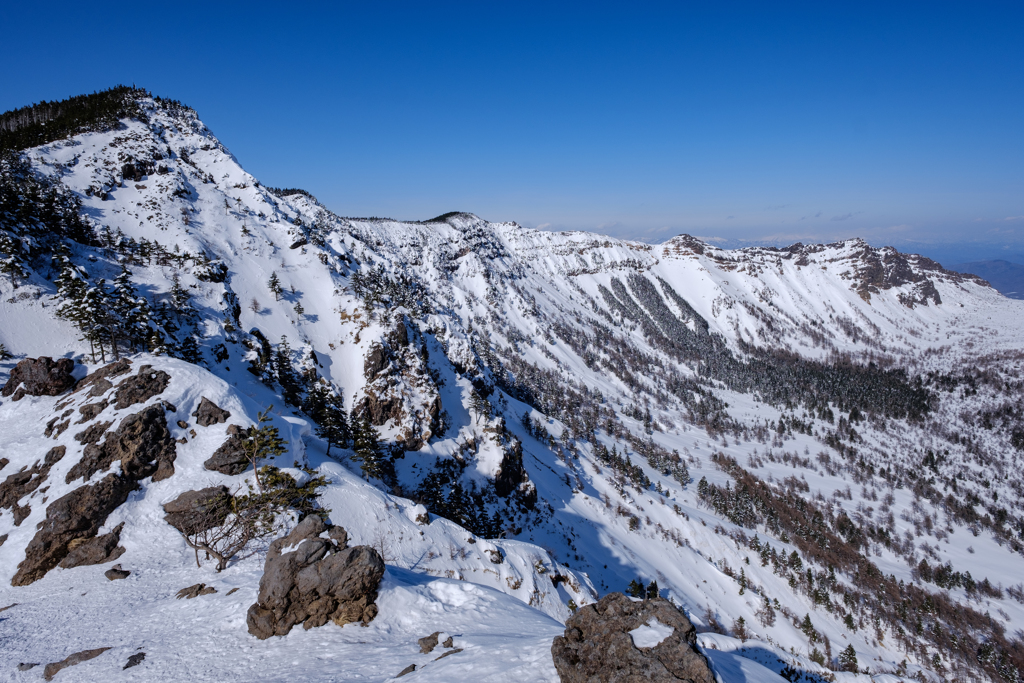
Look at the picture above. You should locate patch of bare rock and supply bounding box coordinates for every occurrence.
[42,647,111,681]
[246,515,384,639]
[551,592,714,683]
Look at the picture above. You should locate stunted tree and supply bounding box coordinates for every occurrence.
[177,467,328,572]
[242,407,288,492]
[268,271,283,301]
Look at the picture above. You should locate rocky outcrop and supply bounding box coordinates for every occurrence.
[59,522,125,568]
[42,648,111,681]
[551,592,713,683]
[66,405,176,484]
[246,515,384,639]
[192,397,230,426]
[204,429,249,475]
[1,357,76,401]
[74,358,132,396]
[162,486,231,534]
[113,365,170,409]
[358,316,442,450]
[11,473,136,586]
[0,446,65,526]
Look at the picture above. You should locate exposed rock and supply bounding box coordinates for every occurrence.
[113,365,170,410]
[59,522,125,568]
[204,432,249,475]
[1,357,76,401]
[0,446,65,526]
[443,635,454,648]
[44,415,70,438]
[485,548,504,564]
[435,648,462,660]
[192,396,231,426]
[176,583,217,599]
[419,631,442,653]
[104,563,130,580]
[18,662,39,670]
[0,457,8,470]
[551,593,713,683]
[87,378,113,397]
[177,420,188,428]
[123,652,146,670]
[246,515,385,639]
[0,534,7,547]
[162,486,231,534]
[74,358,131,394]
[11,473,137,586]
[76,400,108,423]
[66,406,176,484]
[395,664,416,677]
[73,421,113,445]
[42,647,111,681]
[0,602,15,612]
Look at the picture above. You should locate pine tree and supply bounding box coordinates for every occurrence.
[626,578,646,598]
[268,271,283,301]
[0,233,28,287]
[111,265,150,351]
[310,386,349,455]
[351,411,384,479]
[0,343,11,360]
[646,579,659,599]
[839,644,858,672]
[274,336,302,406]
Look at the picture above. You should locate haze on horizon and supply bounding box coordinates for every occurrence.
[2,2,1022,263]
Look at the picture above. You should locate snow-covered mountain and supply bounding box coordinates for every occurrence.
[2,87,1023,682]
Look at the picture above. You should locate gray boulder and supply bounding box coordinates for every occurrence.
[204,432,249,475]
[1,357,76,401]
[246,515,385,639]
[192,397,231,426]
[551,592,714,683]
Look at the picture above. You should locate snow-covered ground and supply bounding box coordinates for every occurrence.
[2,94,1023,681]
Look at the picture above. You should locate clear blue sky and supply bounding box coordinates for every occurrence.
[2,2,1022,262]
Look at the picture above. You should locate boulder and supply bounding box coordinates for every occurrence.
[104,564,130,580]
[1,357,76,401]
[162,486,232,534]
[67,406,176,483]
[246,515,384,639]
[551,592,714,683]
[11,474,136,586]
[176,583,217,599]
[42,648,111,681]
[123,652,146,670]
[113,365,170,410]
[59,522,125,568]
[192,397,231,426]
[204,432,249,475]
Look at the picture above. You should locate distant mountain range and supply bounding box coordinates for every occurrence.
[948,260,1024,299]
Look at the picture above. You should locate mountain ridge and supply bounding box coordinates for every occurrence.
[1,87,1023,682]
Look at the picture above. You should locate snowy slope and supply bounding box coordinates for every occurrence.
[1,91,1023,682]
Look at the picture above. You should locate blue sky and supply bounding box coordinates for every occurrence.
[2,2,1022,262]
